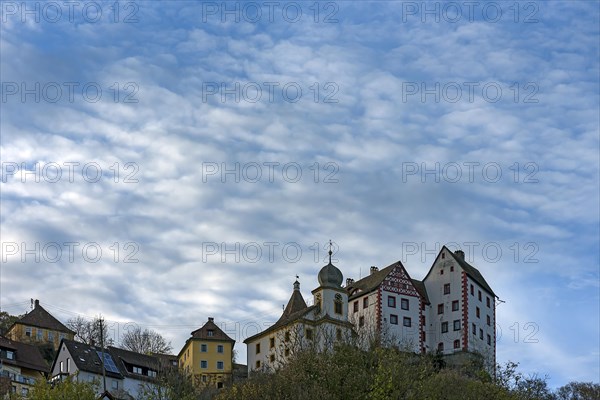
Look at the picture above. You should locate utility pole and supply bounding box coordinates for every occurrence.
[99,316,106,393]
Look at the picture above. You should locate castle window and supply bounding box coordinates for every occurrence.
[255,343,260,354]
[403,317,411,327]
[437,304,444,314]
[401,298,409,310]
[450,266,454,272]
[270,354,275,363]
[438,342,444,352]
[306,328,313,340]
[269,338,275,349]
[353,301,358,312]
[476,307,480,318]
[388,296,396,308]
[452,300,459,311]
[390,314,398,325]
[441,322,448,333]
[487,334,492,345]
[442,253,445,259]
[363,297,368,309]
[255,360,260,369]
[478,290,482,301]
[284,331,290,342]
[285,348,290,357]
[479,329,483,340]
[453,339,460,349]
[470,284,474,295]
[201,344,207,352]
[217,345,224,353]
[440,269,444,275]
[487,297,491,308]
[334,295,343,315]
[472,323,476,334]
[453,320,461,331]
[487,315,491,326]
[359,316,364,327]
[444,284,450,295]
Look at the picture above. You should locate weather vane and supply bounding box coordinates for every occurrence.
[328,239,333,264]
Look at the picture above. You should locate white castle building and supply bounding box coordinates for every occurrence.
[244,245,497,373]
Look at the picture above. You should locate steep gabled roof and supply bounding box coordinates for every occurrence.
[13,300,74,334]
[276,281,308,324]
[190,318,235,342]
[346,264,396,298]
[0,336,49,373]
[411,279,430,305]
[448,250,496,297]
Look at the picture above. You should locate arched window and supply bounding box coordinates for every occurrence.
[334,293,343,315]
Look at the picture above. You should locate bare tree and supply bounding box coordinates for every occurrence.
[120,325,172,355]
[66,316,114,346]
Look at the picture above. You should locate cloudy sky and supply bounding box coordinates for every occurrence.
[1,0,598,388]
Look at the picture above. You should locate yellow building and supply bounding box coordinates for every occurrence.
[0,336,49,397]
[178,317,235,389]
[6,300,75,351]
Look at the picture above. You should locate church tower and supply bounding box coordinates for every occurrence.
[311,241,348,322]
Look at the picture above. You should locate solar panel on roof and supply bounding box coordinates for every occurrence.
[96,351,120,374]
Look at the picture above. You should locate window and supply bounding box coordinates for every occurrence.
[437,342,444,352]
[388,296,396,308]
[217,382,223,389]
[390,314,398,325]
[306,328,313,340]
[133,366,142,374]
[487,315,491,326]
[403,317,411,327]
[401,298,409,310]
[48,331,54,341]
[269,338,275,349]
[336,328,342,341]
[453,320,461,331]
[112,381,118,390]
[479,329,483,340]
[487,297,491,308]
[67,358,71,373]
[284,331,290,342]
[25,327,32,337]
[60,361,64,373]
[437,304,444,314]
[363,297,369,309]
[478,290,482,301]
[441,322,448,333]
[37,329,43,341]
[217,345,224,353]
[470,284,474,295]
[334,300,342,315]
[148,370,157,378]
[450,266,454,272]
[255,360,260,369]
[487,334,492,345]
[453,339,460,349]
[201,360,208,369]
[452,300,459,311]
[440,269,444,275]
[442,253,445,259]
[202,375,207,383]
[359,316,364,327]
[255,343,261,354]
[201,344,207,352]
[6,351,14,360]
[217,361,224,370]
[21,388,29,397]
[444,284,450,294]
[472,323,476,334]
[269,354,275,363]
[476,307,480,318]
[353,301,358,312]
[59,333,65,342]
[207,330,214,337]
[285,348,290,356]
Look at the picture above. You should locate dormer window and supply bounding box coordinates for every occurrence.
[207,330,214,337]
[133,366,142,374]
[6,350,14,360]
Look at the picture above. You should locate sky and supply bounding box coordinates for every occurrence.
[0,0,599,389]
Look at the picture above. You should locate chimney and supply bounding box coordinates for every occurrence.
[34,299,40,308]
[346,278,354,286]
[370,266,378,275]
[208,317,214,323]
[454,250,465,260]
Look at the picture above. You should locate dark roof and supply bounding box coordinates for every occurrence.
[346,264,396,299]
[107,346,159,381]
[276,283,308,324]
[13,300,74,334]
[190,319,235,342]
[448,249,496,297]
[0,336,49,374]
[56,339,122,379]
[243,305,316,344]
